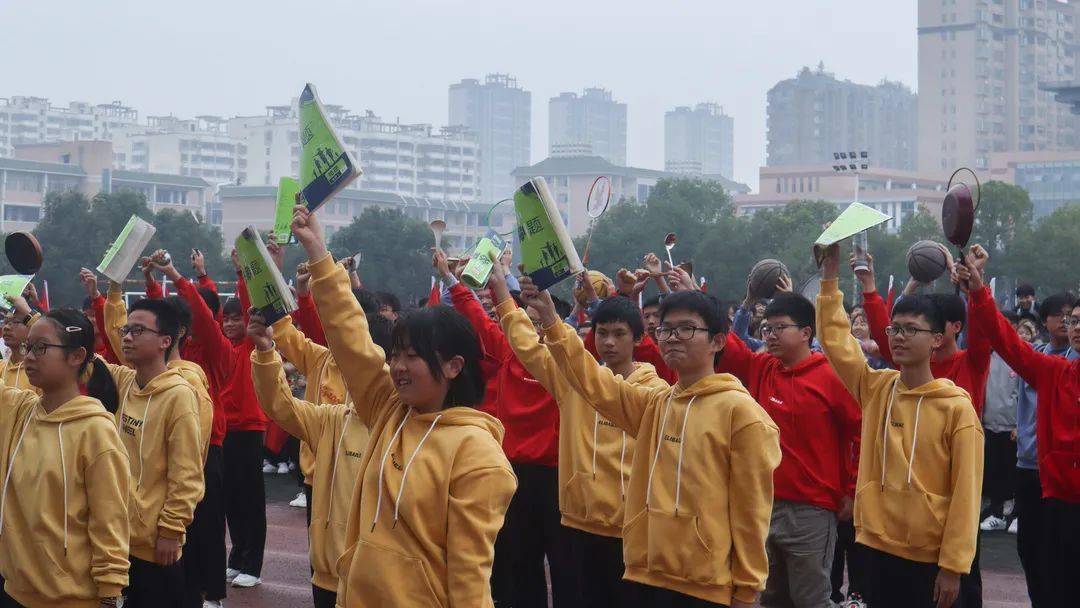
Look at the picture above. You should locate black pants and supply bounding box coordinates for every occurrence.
[860,544,958,608]
[982,430,1016,517]
[959,532,981,608]
[625,581,727,607]
[565,526,637,607]
[126,556,185,608]
[830,518,865,602]
[1042,497,1080,608]
[304,482,313,528]
[0,577,20,608]
[313,584,337,608]
[224,430,266,577]
[491,463,575,608]
[182,444,227,607]
[1014,467,1048,606]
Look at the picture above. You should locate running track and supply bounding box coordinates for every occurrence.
[226,474,1034,607]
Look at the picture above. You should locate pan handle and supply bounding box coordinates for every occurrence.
[947,167,982,210]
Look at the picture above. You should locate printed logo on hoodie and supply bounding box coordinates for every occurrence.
[121,413,144,436]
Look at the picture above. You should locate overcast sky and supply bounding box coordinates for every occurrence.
[1,0,917,190]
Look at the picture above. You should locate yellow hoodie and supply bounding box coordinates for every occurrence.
[308,253,517,608]
[0,388,130,607]
[271,314,350,485]
[497,301,668,537]
[251,348,370,592]
[108,365,205,562]
[0,358,38,394]
[816,278,984,575]
[541,320,781,605]
[103,289,213,463]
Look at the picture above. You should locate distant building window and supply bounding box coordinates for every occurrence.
[3,204,41,223]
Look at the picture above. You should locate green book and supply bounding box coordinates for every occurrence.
[0,275,33,311]
[97,215,157,284]
[298,83,361,212]
[235,225,297,325]
[274,177,300,245]
[514,177,584,291]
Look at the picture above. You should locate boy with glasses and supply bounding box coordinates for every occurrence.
[816,243,982,608]
[716,292,861,608]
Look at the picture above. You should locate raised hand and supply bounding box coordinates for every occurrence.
[818,243,842,281]
[664,262,696,292]
[616,268,637,297]
[266,235,285,271]
[776,273,793,294]
[191,248,206,276]
[291,205,328,262]
[487,251,511,304]
[518,271,558,326]
[80,267,101,299]
[150,249,181,282]
[230,248,241,273]
[432,248,452,280]
[295,262,311,297]
[849,251,877,292]
[968,244,989,271]
[246,310,275,352]
[643,252,663,276]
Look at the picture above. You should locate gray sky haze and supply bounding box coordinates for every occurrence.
[0,0,918,189]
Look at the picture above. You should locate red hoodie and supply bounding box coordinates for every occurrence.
[90,294,121,365]
[970,286,1080,503]
[450,282,559,467]
[174,276,232,446]
[292,293,328,347]
[209,273,266,433]
[583,329,679,385]
[716,331,862,511]
[863,289,992,416]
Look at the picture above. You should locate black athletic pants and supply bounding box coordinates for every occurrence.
[860,544,959,608]
[491,463,575,608]
[126,556,185,608]
[224,430,266,577]
[1042,497,1080,608]
[830,518,865,602]
[564,526,638,607]
[625,581,728,607]
[183,444,227,607]
[1015,467,1048,606]
[959,532,982,608]
[982,430,1016,518]
[313,584,337,608]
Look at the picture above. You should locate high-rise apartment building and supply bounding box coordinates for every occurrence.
[549,88,627,165]
[113,115,247,185]
[448,74,531,201]
[767,65,917,170]
[0,96,138,157]
[664,103,735,179]
[918,0,1080,171]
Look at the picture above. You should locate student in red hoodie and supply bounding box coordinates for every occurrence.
[957,248,1080,608]
[435,250,572,608]
[716,289,861,607]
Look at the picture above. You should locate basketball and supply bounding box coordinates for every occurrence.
[748,259,789,299]
[907,240,949,283]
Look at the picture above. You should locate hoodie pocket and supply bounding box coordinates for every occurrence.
[645,509,727,586]
[622,508,648,569]
[1046,449,1080,495]
[345,539,442,607]
[562,472,622,527]
[855,483,946,549]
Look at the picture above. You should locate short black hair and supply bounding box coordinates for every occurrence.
[927,293,966,332]
[593,296,645,340]
[354,288,381,314]
[765,292,816,341]
[390,305,485,409]
[166,296,192,350]
[891,294,945,333]
[129,297,182,359]
[641,296,661,311]
[1016,283,1036,298]
[367,313,393,361]
[1039,292,1076,319]
[658,290,728,337]
[222,296,243,317]
[198,286,221,318]
[377,291,401,312]
[1001,309,1020,324]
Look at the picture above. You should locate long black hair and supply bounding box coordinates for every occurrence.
[389,305,485,409]
[45,309,120,413]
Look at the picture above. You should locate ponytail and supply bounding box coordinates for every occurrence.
[87,357,120,413]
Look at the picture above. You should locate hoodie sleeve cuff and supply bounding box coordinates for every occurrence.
[252,348,280,365]
[308,252,337,279]
[733,587,759,604]
[97,583,124,599]
[157,526,183,540]
[820,278,840,296]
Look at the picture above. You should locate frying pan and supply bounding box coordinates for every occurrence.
[941,167,981,292]
[5,232,43,275]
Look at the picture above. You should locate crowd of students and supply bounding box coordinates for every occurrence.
[0,204,1076,608]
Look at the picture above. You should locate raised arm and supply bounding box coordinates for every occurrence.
[271,313,330,379]
[81,267,121,364]
[715,326,769,386]
[731,305,765,352]
[160,260,235,382]
[816,244,881,406]
[104,282,128,364]
[249,345,327,446]
[435,248,510,363]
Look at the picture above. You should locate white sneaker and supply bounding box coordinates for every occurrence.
[289,491,307,509]
[1008,518,1018,534]
[225,568,240,582]
[203,601,224,608]
[276,462,290,475]
[1003,498,1016,517]
[231,574,262,588]
[261,461,276,473]
[980,515,1008,531]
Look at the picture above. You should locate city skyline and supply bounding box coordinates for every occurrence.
[0,0,919,191]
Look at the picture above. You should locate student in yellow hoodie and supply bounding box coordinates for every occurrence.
[478,254,669,606]
[814,243,983,608]
[519,273,782,607]
[247,312,375,608]
[0,302,40,394]
[291,205,517,607]
[0,305,129,608]
[106,297,205,608]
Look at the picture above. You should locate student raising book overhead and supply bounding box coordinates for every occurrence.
[521,268,781,607]
[290,204,516,607]
[815,242,982,608]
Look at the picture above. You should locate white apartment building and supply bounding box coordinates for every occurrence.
[549,88,628,166]
[113,115,247,186]
[229,103,479,204]
[449,74,532,202]
[0,96,138,157]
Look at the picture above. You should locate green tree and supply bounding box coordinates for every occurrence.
[326,207,433,303]
[969,181,1033,255]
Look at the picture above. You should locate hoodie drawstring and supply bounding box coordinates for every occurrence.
[591,412,600,478]
[645,392,697,511]
[392,415,442,528]
[880,379,925,488]
[673,396,697,514]
[619,432,628,500]
[0,408,36,536]
[325,414,351,528]
[645,393,674,507]
[58,422,68,554]
[137,395,153,489]
[371,408,412,532]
